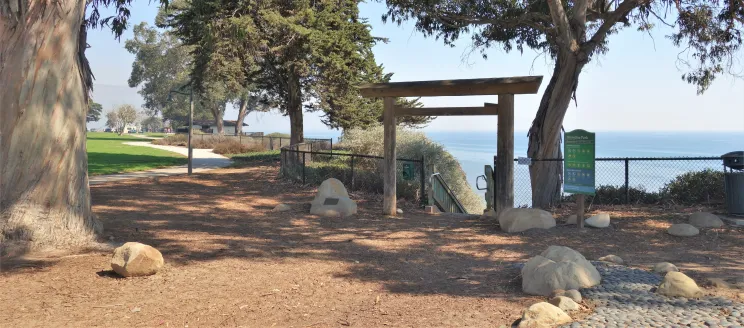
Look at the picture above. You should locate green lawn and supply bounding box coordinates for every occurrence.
[228,150,281,162]
[144,133,168,137]
[87,132,187,175]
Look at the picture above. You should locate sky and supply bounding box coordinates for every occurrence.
[86,1,744,133]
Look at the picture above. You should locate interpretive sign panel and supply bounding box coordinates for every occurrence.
[564,129,596,195]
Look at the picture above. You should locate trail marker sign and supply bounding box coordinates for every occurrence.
[564,129,596,195]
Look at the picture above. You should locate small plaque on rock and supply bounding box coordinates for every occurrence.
[323,198,340,205]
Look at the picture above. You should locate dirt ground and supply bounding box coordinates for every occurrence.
[2,164,743,327]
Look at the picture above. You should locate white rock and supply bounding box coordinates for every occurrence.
[521,246,601,296]
[667,223,700,237]
[653,262,679,274]
[564,290,582,303]
[396,209,403,214]
[272,204,292,212]
[689,212,724,228]
[657,271,703,298]
[498,208,556,233]
[598,254,624,265]
[585,213,611,228]
[310,178,357,217]
[548,296,581,312]
[111,242,164,277]
[518,302,572,328]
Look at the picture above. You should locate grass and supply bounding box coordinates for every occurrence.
[229,150,281,162]
[87,132,187,175]
[144,133,168,138]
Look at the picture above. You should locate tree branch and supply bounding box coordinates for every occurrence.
[583,0,647,53]
[547,0,578,51]
[436,12,553,35]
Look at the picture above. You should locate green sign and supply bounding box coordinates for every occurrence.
[564,129,596,195]
[402,163,415,181]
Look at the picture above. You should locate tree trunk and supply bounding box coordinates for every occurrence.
[209,105,224,135]
[287,72,304,145]
[0,0,100,249]
[235,97,249,136]
[527,51,586,209]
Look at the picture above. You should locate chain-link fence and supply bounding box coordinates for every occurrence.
[281,147,426,204]
[508,157,725,207]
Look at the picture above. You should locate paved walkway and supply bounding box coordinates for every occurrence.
[89,142,231,185]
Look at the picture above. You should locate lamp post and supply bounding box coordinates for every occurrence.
[168,86,194,175]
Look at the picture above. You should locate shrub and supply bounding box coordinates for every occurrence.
[266,132,290,138]
[338,126,485,213]
[212,139,266,155]
[154,134,267,154]
[562,185,661,205]
[661,169,725,205]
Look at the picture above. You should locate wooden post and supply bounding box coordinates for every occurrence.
[577,194,585,229]
[383,97,397,216]
[495,94,514,215]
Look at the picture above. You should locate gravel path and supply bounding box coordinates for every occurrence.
[561,262,743,328]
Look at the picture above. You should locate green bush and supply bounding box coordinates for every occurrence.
[662,169,725,205]
[266,132,290,138]
[562,185,661,205]
[153,134,267,154]
[339,126,484,213]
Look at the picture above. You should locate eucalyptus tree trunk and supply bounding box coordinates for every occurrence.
[1,0,100,249]
[527,51,586,209]
[235,97,248,136]
[287,72,304,145]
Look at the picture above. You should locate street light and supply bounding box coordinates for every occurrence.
[168,85,194,175]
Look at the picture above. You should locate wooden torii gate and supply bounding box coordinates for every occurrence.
[359,76,543,216]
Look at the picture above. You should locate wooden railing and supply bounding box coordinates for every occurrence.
[429,173,467,214]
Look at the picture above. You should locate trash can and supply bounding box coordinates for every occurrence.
[723,151,744,215]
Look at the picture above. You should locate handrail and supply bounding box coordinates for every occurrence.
[429,173,467,214]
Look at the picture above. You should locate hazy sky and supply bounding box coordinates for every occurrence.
[86,1,744,133]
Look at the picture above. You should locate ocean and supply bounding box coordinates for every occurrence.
[307,130,744,206]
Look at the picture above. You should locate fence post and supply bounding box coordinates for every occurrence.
[302,152,306,185]
[624,158,630,204]
[280,149,285,177]
[420,156,426,207]
[330,139,333,153]
[350,155,355,191]
[280,137,282,148]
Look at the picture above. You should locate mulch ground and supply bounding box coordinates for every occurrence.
[1,163,743,327]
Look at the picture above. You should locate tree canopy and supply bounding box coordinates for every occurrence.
[163,0,431,143]
[381,0,742,208]
[87,101,103,122]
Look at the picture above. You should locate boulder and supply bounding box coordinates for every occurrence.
[309,178,357,217]
[111,242,164,277]
[548,296,581,312]
[653,262,679,274]
[689,212,724,228]
[657,271,703,298]
[498,208,556,233]
[564,290,582,303]
[598,255,624,265]
[517,302,572,328]
[272,204,292,212]
[565,215,578,225]
[585,213,611,228]
[667,223,700,237]
[396,209,404,214]
[521,246,601,296]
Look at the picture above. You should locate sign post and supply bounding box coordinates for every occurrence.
[564,129,596,229]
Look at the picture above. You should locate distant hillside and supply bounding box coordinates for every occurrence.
[88,84,145,129]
